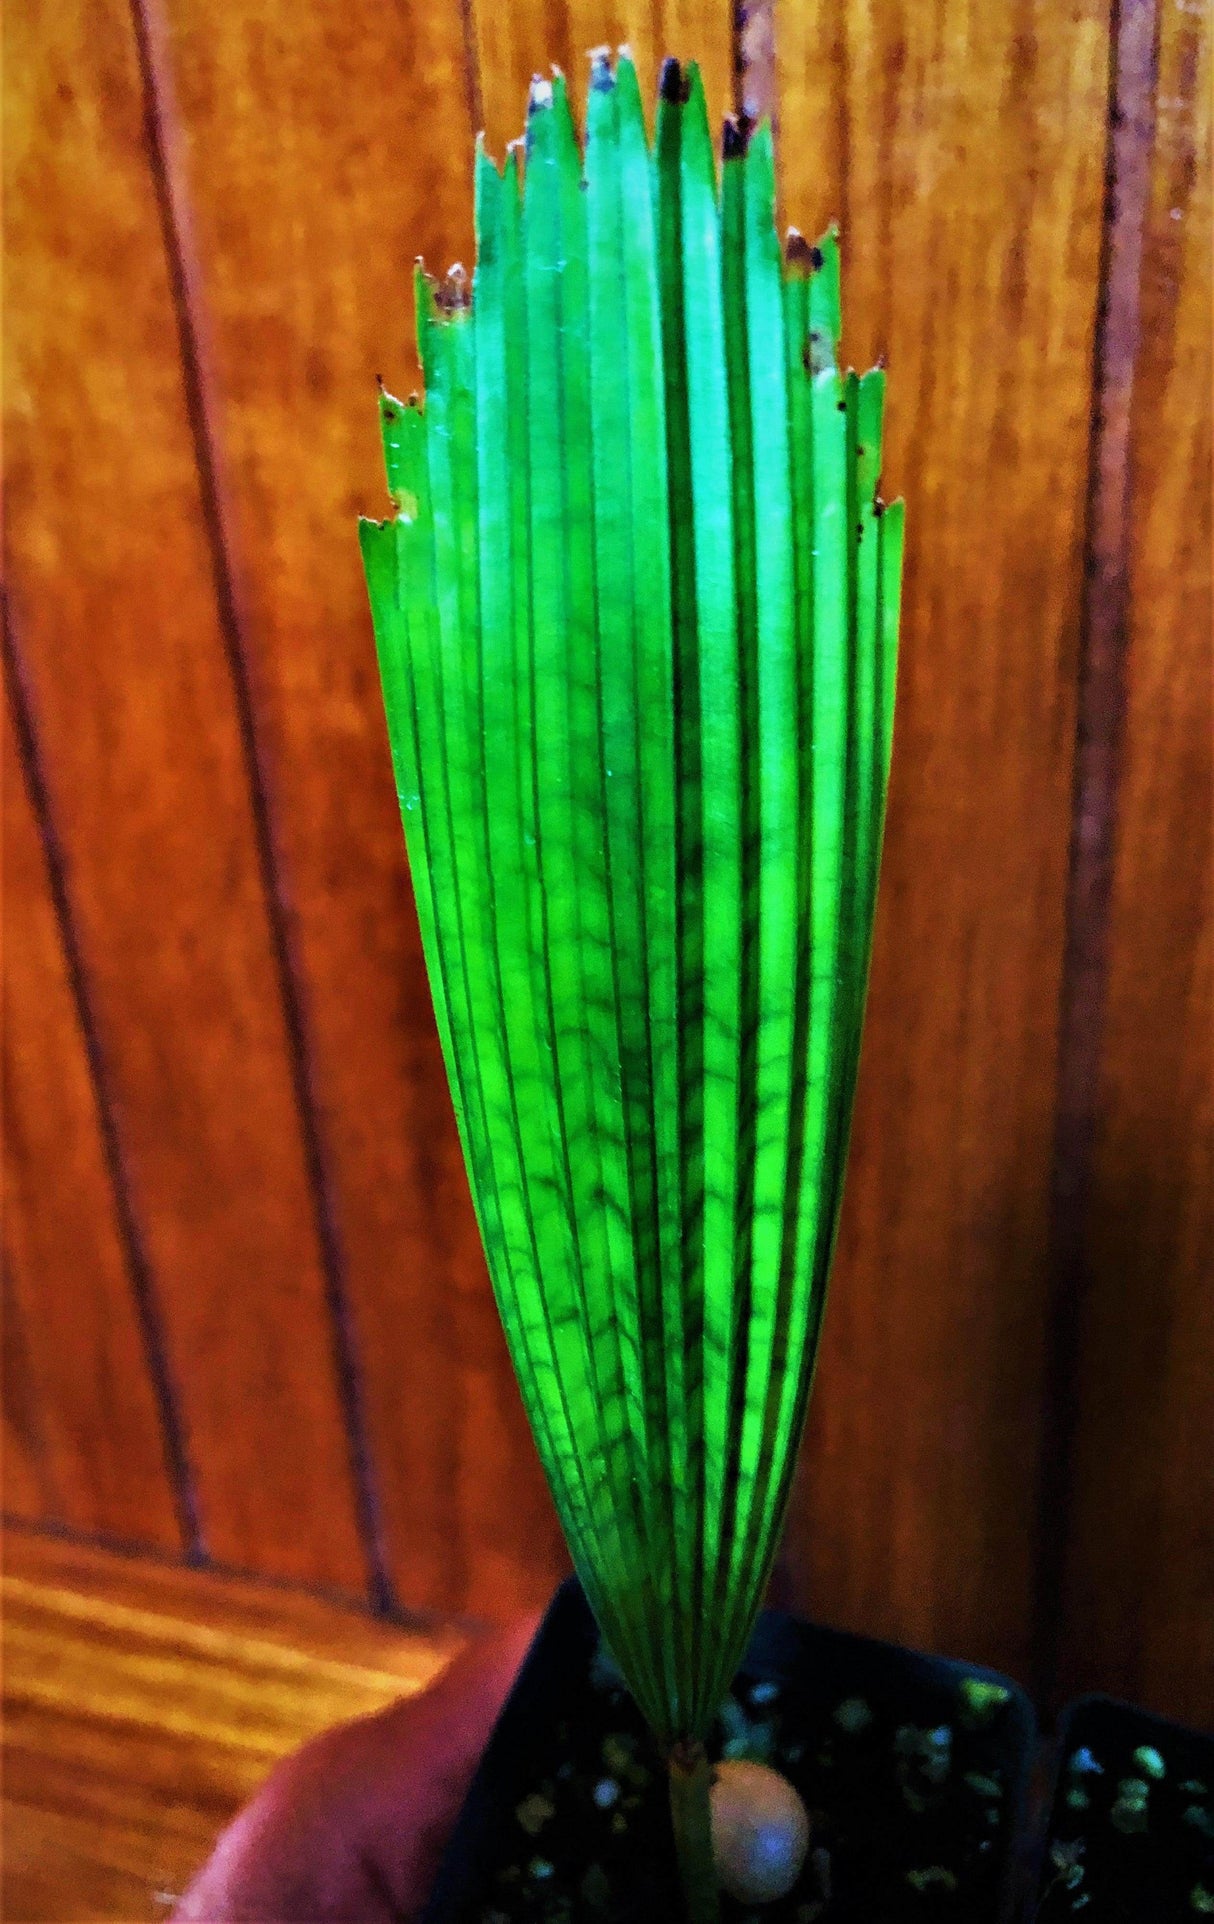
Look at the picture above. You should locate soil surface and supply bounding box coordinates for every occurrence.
[463,1621,1030,1922]
[1033,1698,1214,1922]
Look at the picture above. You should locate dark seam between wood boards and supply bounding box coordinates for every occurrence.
[2,594,202,1559]
[1034,0,1162,1713]
[457,0,486,145]
[127,0,395,1616]
[2,1239,63,1521]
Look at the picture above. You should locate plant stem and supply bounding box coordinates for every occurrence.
[669,1741,720,1924]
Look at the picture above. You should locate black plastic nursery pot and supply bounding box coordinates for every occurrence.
[422,1578,1037,1924]
[1031,1694,1214,1921]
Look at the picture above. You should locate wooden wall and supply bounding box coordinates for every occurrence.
[4,0,1209,1721]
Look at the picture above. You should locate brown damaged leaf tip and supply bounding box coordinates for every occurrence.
[785,231,825,274]
[659,57,689,104]
[722,113,755,161]
[435,264,471,313]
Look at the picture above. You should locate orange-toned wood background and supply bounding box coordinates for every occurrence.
[4,0,1210,1726]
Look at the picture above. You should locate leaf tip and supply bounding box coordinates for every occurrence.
[659,56,688,104]
[529,72,555,116]
[435,262,471,313]
[722,111,754,161]
[785,229,827,283]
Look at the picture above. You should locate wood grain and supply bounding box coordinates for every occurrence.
[1058,0,1213,1725]
[4,0,365,1588]
[155,0,568,1616]
[470,0,735,166]
[2,692,179,1547]
[0,1526,460,1923]
[774,0,1111,1676]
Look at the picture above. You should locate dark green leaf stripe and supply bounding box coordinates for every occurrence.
[360,63,903,1748]
[615,54,687,1722]
[723,124,805,1699]
[677,66,746,1723]
[584,55,681,1718]
[470,150,614,1627]
[543,78,660,1691]
[712,126,755,1690]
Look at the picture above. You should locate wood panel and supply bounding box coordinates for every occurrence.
[155,0,568,1617]
[2,693,179,1547]
[1,1526,459,1922]
[1058,0,1212,1725]
[470,0,735,161]
[4,0,365,1588]
[4,0,1209,1695]
[775,0,1111,1676]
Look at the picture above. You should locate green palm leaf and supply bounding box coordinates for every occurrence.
[360,54,903,1764]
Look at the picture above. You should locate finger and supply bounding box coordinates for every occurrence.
[174,1612,541,1923]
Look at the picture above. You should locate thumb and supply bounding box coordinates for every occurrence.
[174,1612,541,1923]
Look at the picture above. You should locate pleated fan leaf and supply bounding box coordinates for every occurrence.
[359,54,904,1750]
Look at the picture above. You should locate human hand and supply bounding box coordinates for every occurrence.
[173,1613,540,1922]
